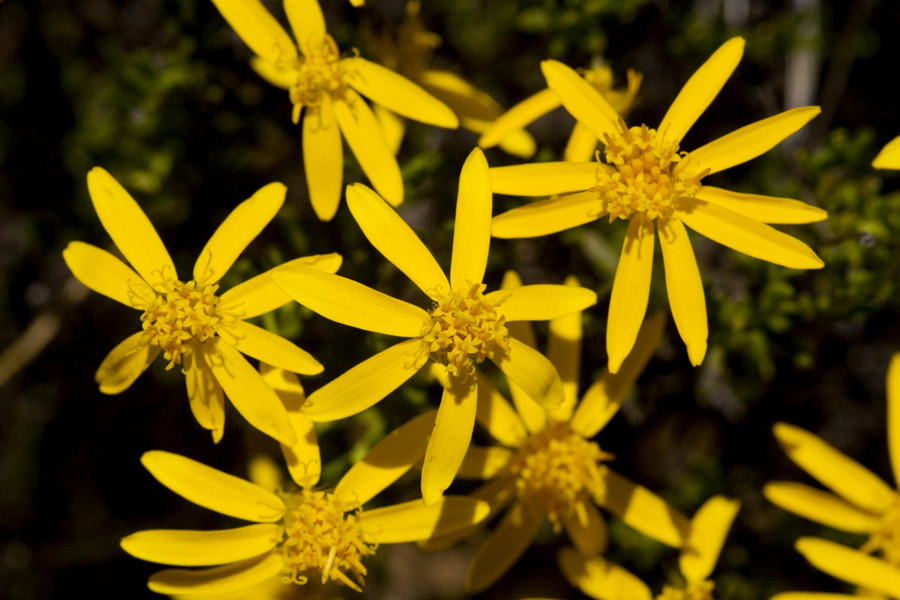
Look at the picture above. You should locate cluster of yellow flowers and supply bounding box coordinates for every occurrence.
[61,0,900,598]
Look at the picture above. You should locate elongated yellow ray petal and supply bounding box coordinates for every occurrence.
[121,524,282,566]
[336,409,437,506]
[659,37,745,144]
[63,242,155,308]
[303,94,343,222]
[284,0,324,56]
[272,266,427,337]
[147,550,284,596]
[184,351,225,443]
[210,0,297,64]
[422,380,479,504]
[333,92,403,206]
[220,320,321,375]
[486,284,596,322]
[659,218,707,366]
[473,370,528,447]
[347,183,450,295]
[490,162,597,197]
[250,57,294,89]
[558,548,652,600]
[491,190,604,239]
[493,336,563,410]
[796,537,900,598]
[373,103,406,155]
[547,274,583,422]
[478,88,559,149]
[601,469,690,547]
[466,499,545,592]
[193,183,285,285]
[141,451,285,522]
[562,499,608,556]
[696,186,827,224]
[541,60,620,142]
[680,495,740,582]
[687,106,820,176]
[764,482,881,533]
[303,339,423,421]
[504,317,548,435]
[360,496,490,544]
[679,199,824,269]
[564,120,600,162]
[417,478,517,552]
[87,168,175,291]
[419,69,504,125]
[889,354,900,486]
[95,332,160,394]
[874,135,900,170]
[450,148,492,290]
[607,217,654,374]
[457,445,515,479]
[773,422,895,514]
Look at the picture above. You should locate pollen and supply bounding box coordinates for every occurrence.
[279,489,375,592]
[656,580,716,600]
[861,494,900,566]
[418,282,510,381]
[139,280,221,369]
[594,119,706,222]
[509,421,612,529]
[288,35,349,123]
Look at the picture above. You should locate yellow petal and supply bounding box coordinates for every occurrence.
[505,318,548,435]
[547,274,583,422]
[874,135,900,170]
[147,550,284,596]
[344,58,458,128]
[659,218,707,366]
[284,0,324,56]
[491,190,604,239]
[486,284,596,322]
[333,92,403,206]
[492,336,563,410]
[763,482,880,533]
[360,496,490,544]
[607,217,654,374]
[564,121,600,162]
[679,199,824,269]
[659,37,745,144]
[795,537,900,598]
[86,167,175,291]
[141,450,285,522]
[205,339,296,446]
[220,320,322,375]
[490,162,597,197]
[346,183,450,295]
[601,469,690,547]
[541,60,620,142]
[890,354,900,485]
[373,103,406,155]
[466,499,545,593]
[457,445,515,479]
[303,94,344,222]
[772,422,895,514]
[420,69,502,122]
[272,266,427,337]
[184,352,225,443]
[687,106,821,176]
[193,183,285,285]
[249,56,294,89]
[303,339,423,421]
[336,409,437,506]
[95,332,160,394]
[558,548,652,600]
[62,242,155,308]
[562,499,608,556]
[450,148,492,290]
[474,370,528,447]
[680,495,740,582]
[211,0,296,63]
[478,88,559,149]
[422,380,479,504]
[121,524,281,566]
[696,186,828,224]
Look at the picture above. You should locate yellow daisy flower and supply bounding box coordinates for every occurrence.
[210,0,458,221]
[558,495,740,600]
[479,61,642,162]
[764,354,900,568]
[271,148,597,504]
[121,413,489,596]
[488,36,827,373]
[874,135,900,170]
[62,167,340,445]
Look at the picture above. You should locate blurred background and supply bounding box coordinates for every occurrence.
[3,0,900,598]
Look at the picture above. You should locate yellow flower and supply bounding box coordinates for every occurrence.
[765,354,900,569]
[210,0,458,221]
[558,496,740,600]
[121,414,490,596]
[874,135,900,170]
[62,168,341,445]
[479,61,642,162]
[271,148,597,504]
[488,37,827,373]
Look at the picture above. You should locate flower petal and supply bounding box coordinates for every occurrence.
[450,148,492,290]
[284,0,325,56]
[607,217,654,374]
[184,352,225,443]
[457,445,515,479]
[601,469,690,548]
[303,94,344,222]
[687,106,821,176]
[486,284,596,322]
[86,168,175,291]
[250,57,294,89]
[564,120,600,162]
[95,332,160,394]
[221,320,322,375]
[505,317,548,434]
[419,69,502,123]
[680,495,740,583]
[344,58,458,128]
[121,524,282,566]
[696,186,828,224]
[147,550,283,596]
[659,218,707,366]
[679,199,824,269]
[333,92,403,206]
[347,182,450,295]
[478,88,559,150]
[547,275,583,422]
[541,60,620,142]
[490,162,597,197]
[466,499,544,593]
[373,103,406,155]
[889,353,900,486]
[360,496,490,544]
[558,548,652,600]
[659,37,745,145]
[492,336,563,410]
[193,183,285,285]
[763,482,880,533]
[563,499,608,556]
[302,339,423,421]
[210,0,296,62]
[473,370,528,447]
[422,380,479,504]
[491,190,603,239]
[796,537,900,598]
[772,422,895,514]
[141,450,285,522]
[874,135,900,170]
[63,242,155,308]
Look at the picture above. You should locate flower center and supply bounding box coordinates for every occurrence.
[289,35,349,123]
[594,119,706,222]
[656,580,716,600]
[279,489,375,592]
[418,282,510,381]
[861,494,900,566]
[509,421,612,529]
[139,279,221,369]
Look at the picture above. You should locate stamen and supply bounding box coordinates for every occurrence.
[139,280,222,368]
[288,35,349,117]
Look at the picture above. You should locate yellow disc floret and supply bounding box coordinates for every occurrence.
[139,280,221,369]
[657,580,716,600]
[288,35,350,123]
[279,489,375,592]
[861,494,900,566]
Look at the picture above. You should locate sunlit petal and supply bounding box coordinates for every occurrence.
[492,190,603,239]
[95,332,160,395]
[360,497,490,544]
[147,550,284,596]
[890,354,900,486]
[601,469,690,547]
[466,499,545,593]
[450,148,492,290]
[121,524,281,566]
[493,336,563,410]
[250,57,294,89]
[490,162,597,197]
[221,320,322,375]
[547,275,583,422]
[558,548,652,600]
[696,186,827,224]
[796,537,900,598]
[210,0,296,63]
[422,380,479,504]
[284,0,325,56]
[303,94,344,222]
[478,88,559,150]
[541,60,619,142]
[564,121,600,162]
[505,315,548,434]
[486,284,596,322]
[659,218,707,366]
[63,242,155,308]
[184,351,225,443]
[680,495,740,583]
[874,135,900,170]
[607,217,654,374]
[764,482,880,533]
